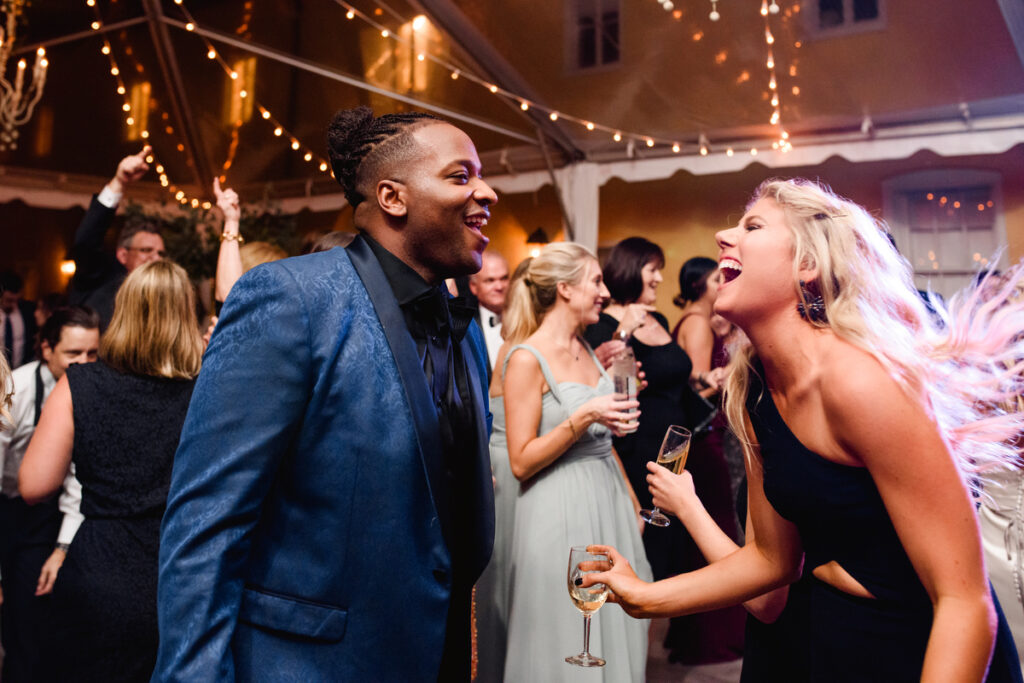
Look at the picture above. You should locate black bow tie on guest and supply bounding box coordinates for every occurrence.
[405,286,477,343]
[488,314,500,328]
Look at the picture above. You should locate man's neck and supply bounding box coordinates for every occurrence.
[361,229,439,285]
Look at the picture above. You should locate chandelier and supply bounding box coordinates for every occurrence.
[0,0,47,151]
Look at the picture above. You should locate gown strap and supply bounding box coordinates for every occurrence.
[580,336,611,383]
[504,343,564,404]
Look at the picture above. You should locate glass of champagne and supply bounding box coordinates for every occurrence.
[639,425,692,527]
[565,546,611,667]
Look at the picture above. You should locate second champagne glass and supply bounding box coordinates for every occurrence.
[565,546,611,667]
[639,425,692,527]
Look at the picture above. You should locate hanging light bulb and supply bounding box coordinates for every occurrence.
[769,0,780,14]
[613,132,622,142]
[672,142,681,153]
[760,0,769,16]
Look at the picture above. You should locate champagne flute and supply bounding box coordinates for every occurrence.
[565,546,611,667]
[639,425,692,527]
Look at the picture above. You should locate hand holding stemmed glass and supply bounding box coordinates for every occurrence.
[639,425,692,527]
[565,546,612,667]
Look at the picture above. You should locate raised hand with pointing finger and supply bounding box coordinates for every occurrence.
[108,145,152,196]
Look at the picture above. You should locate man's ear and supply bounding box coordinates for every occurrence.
[115,247,130,267]
[40,339,53,364]
[376,179,407,218]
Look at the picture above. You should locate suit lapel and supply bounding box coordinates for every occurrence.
[346,236,451,538]
[460,329,496,575]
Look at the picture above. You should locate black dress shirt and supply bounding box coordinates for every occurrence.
[362,234,478,680]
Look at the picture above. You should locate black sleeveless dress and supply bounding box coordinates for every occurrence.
[585,312,746,664]
[746,362,1022,682]
[47,361,195,682]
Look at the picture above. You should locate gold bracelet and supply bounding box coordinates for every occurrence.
[220,232,245,243]
[567,416,579,441]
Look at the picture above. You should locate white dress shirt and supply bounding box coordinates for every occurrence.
[0,360,84,542]
[478,304,503,371]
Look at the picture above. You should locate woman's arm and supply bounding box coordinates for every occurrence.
[648,462,789,622]
[677,315,717,392]
[583,437,802,618]
[504,348,639,481]
[19,376,74,504]
[824,354,996,682]
[213,179,243,303]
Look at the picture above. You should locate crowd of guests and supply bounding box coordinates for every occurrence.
[0,106,1022,683]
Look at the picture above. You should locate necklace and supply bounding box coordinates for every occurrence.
[555,337,581,361]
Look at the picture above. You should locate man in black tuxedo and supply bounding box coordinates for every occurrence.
[68,146,164,330]
[468,250,510,376]
[0,272,38,369]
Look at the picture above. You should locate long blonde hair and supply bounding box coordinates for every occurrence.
[101,260,203,379]
[723,178,1024,490]
[502,242,595,345]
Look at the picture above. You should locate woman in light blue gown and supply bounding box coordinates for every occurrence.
[497,242,651,683]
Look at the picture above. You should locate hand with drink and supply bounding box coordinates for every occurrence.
[577,544,652,619]
[566,546,612,667]
[574,393,640,438]
[639,425,691,527]
[611,348,640,434]
[646,463,698,521]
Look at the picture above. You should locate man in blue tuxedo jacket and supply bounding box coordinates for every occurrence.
[153,108,497,682]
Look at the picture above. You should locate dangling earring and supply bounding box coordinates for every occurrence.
[796,280,827,323]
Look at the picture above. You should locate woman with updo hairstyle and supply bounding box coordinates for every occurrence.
[497,242,651,682]
[673,256,726,393]
[585,178,1024,682]
[20,260,201,682]
[584,237,746,665]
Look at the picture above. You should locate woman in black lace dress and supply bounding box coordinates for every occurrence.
[584,237,745,665]
[20,260,202,682]
[585,179,1024,681]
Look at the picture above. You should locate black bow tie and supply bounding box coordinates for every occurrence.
[406,287,476,343]
[488,314,500,328]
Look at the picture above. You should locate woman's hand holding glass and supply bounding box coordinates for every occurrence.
[579,544,652,619]
[577,393,640,438]
[646,463,699,521]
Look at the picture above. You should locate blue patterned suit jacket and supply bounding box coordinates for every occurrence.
[152,237,494,682]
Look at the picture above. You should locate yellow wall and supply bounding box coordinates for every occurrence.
[485,144,1024,328]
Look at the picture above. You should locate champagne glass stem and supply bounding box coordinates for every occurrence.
[582,613,592,657]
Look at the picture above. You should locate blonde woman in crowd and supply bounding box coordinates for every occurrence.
[20,260,202,682]
[586,178,1024,681]
[499,242,650,682]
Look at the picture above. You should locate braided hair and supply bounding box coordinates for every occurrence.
[327,106,443,207]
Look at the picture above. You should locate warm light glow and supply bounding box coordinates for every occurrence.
[613,132,622,142]
[791,85,800,96]
[122,103,131,111]
[191,198,200,208]
[549,112,558,121]
[417,53,425,62]
[185,23,195,31]
[87,0,95,5]
[304,152,312,161]
[208,49,217,59]
[488,84,498,93]
[769,76,777,90]
[450,70,459,80]
[520,101,529,111]
[766,57,774,69]
[978,204,985,212]
[239,89,248,98]
[141,130,149,139]
[274,127,283,136]
[381,29,389,38]
[203,202,212,210]
[672,143,681,153]
[646,138,655,147]
[585,122,595,131]
[291,140,300,150]
[771,94,779,107]
[765,29,775,45]
[926,192,934,200]
[726,148,734,157]
[175,191,185,200]
[60,260,76,276]
[101,44,110,55]
[156,164,164,173]
[412,15,427,31]
[750,148,758,156]
[700,145,708,156]
[91,21,100,30]
[346,10,355,19]
[110,66,119,75]
[953,201,961,209]
[262,110,270,119]
[117,86,126,94]
[126,116,135,125]
[530,247,541,258]
[230,71,238,80]
[145,155,154,163]
[320,162,328,172]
